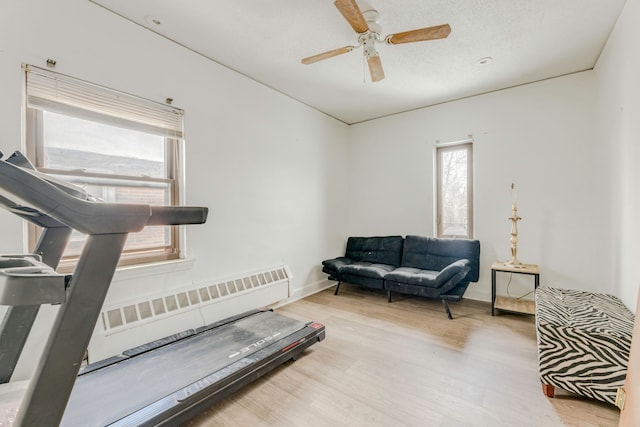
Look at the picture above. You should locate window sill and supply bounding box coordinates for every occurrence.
[112,258,194,282]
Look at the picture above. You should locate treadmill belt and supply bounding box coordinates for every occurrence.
[60,310,307,426]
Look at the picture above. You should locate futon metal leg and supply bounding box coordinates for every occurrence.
[442,299,453,320]
[387,291,392,303]
[334,281,342,295]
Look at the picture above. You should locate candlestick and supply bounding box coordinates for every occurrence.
[505,190,524,268]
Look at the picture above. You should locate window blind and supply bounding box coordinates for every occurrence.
[24,64,183,139]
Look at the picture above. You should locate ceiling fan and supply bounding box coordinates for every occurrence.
[302,0,451,82]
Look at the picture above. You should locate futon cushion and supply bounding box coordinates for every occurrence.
[399,235,431,269]
[384,260,470,289]
[401,235,480,282]
[344,236,404,267]
[339,262,397,279]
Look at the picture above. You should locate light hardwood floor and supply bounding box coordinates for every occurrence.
[185,284,620,427]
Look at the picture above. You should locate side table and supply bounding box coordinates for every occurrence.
[491,261,540,316]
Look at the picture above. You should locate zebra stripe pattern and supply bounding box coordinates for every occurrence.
[535,287,634,404]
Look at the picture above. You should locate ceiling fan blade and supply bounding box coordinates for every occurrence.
[301,46,356,65]
[386,24,451,45]
[334,0,369,34]
[367,55,385,82]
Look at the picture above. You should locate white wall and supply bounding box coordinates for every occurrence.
[347,71,613,303]
[593,0,640,312]
[1,0,637,379]
[0,0,348,374]
[345,0,640,311]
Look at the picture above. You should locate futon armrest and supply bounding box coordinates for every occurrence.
[435,259,470,285]
[322,257,353,272]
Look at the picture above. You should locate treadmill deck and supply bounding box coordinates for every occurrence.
[58,309,324,426]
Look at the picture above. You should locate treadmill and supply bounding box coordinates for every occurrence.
[0,151,325,426]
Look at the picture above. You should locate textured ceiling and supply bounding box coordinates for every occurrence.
[90,0,626,124]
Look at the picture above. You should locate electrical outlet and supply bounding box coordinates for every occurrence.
[615,387,626,410]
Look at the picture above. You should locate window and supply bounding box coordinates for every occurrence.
[24,65,184,268]
[435,141,473,238]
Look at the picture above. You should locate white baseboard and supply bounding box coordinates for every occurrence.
[273,279,335,308]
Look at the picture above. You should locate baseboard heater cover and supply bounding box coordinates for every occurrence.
[100,266,291,334]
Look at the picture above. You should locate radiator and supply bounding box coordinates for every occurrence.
[89,265,292,362]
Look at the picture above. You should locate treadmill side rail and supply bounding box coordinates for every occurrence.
[108,321,325,427]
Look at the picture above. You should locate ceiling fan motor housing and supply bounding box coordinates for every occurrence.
[359,32,380,59]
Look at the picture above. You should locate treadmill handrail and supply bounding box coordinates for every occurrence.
[147,205,209,226]
[0,159,151,234]
[0,194,68,229]
[0,155,208,234]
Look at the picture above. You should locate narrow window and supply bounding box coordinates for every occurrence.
[435,141,473,238]
[24,65,184,269]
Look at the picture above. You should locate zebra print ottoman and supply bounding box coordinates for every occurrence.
[535,287,634,404]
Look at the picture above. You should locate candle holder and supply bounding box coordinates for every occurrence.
[505,202,524,268]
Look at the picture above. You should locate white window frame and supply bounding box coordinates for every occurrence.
[434,139,474,239]
[23,64,184,269]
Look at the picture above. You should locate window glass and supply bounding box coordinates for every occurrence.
[25,66,182,269]
[436,142,473,238]
[42,111,166,178]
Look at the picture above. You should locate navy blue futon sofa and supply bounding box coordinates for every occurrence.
[322,235,480,319]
